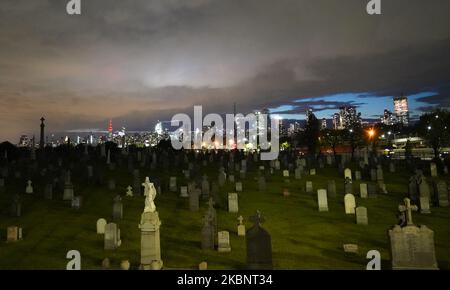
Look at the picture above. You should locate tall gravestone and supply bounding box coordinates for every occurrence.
[139,178,163,270]
[389,198,438,269]
[344,194,356,214]
[327,180,336,198]
[246,211,273,269]
[317,189,329,212]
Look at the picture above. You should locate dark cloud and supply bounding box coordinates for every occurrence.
[1,0,450,141]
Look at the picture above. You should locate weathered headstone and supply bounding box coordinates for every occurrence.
[309,169,316,176]
[235,182,242,192]
[139,183,163,270]
[237,215,246,236]
[355,206,368,225]
[305,181,313,193]
[294,168,301,180]
[104,223,121,250]
[126,186,133,197]
[436,181,449,207]
[228,193,238,213]
[354,170,362,180]
[71,196,82,210]
[96,218,107,234]
[360,183,368,199]
[246,211,272,269]
[169,177,177,192]
[6,226,22,242]
[218,231,231,252]
[180,186,188,198]
[25,180,33,194]
[317,189,329,212]
[327,180,336,198]
[344,194,356,214]
[113,195,123,220]
[390,198,438,269]
[189,189,201,212]
[430,162,437,177]
[344,168,352,181]
[344,177,353,194]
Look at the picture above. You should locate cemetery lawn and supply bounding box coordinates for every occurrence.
[1,163,450,270]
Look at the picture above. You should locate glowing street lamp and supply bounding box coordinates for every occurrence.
[367,128,376,139]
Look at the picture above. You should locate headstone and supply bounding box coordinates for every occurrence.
[25,180,33,194]
[113,195,123,220]
[419,196,431,214]
[62,171,74,200]
[317,189,329,212]
[180,186,188,198]
[343,244,359,253]
[120,260,130,270]
[138,191,163,269]
[309,169,316,175]
[126,186,133,197]
[102,258,110,269]
[356,207,368,225]
[10,195,21,217]
[228,193,238,213]
[237,216,246,236]
[376,167,384,181]
[436,181,449,207]
[189,189,200,212]
[355,171,362,180]
[327,180,336,198]
[294,168,301,180]
[344,168,352,181]
[305,181,313,193]
[169,177,177,192]
[378,181,388,194]
[218,171,226,187]
[104,223,121,250]
[7,226,22,242]
[199,262,207,270]
[201,176,210,198]
[367,183,378,198]
[390,198,438,269]
[218,231,231,252]
[430,162,437,177]
[360,183,368,199]
[71,196,82,210]
[282,170,289,177]
[96,218,107,234]
[235,182,243,192]
[246,211,273,269]
[201,213,214,250]
[344,194,356,214]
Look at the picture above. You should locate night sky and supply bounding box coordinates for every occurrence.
[1,0,450,142]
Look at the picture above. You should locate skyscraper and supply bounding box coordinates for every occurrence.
[39,117,45,149]
[108,119,113,140]
[381,109,396,126]
[393,95,409,126]
[332,113,340,130]
[338,106,361,129]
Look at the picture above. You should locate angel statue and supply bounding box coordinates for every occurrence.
[142,177,157,213]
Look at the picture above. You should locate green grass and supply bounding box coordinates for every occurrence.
[0,161,449,270]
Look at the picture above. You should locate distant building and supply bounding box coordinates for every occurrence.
[321,118,327,130]
[381,109,396,126]
[305,108,313,124]
[332,113,340,130]
[337,106,361,129]
[18,135,30,147]
[393,95,409,126]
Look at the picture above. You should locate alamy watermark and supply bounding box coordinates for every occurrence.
[66,0,381,16]
[170,106,280,160]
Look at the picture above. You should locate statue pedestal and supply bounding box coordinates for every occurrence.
[139,211,163,270]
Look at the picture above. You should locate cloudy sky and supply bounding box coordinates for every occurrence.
[1,0,450,142]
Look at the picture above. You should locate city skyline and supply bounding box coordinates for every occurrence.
[1,0,450,142]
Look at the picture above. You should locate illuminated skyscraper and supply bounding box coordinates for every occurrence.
[338,106,361,129]
[108,119,113,140]
[381,109,396,126]
[393,95,409,126]
[332,113,340,130]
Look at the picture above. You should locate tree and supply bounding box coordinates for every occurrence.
[416,109,450,159]
[302,112,321,156]
[344,121,365,160]
[321,128,344,160]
